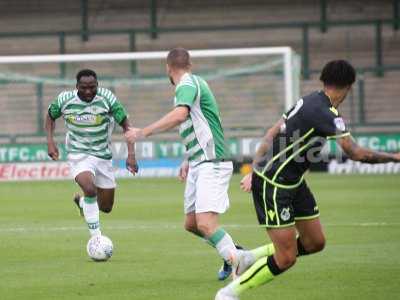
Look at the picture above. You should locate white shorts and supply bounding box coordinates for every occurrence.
[184,161,233,214]
[68,153,116,189]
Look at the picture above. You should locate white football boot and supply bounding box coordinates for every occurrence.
[232,250,256,279]
[215,286,239,300]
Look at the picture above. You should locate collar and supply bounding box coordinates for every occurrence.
[319,90,339,116]
[75,89,96,103]
[177,72,190,85]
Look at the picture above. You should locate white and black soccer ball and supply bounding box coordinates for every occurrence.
[86,235,113,261]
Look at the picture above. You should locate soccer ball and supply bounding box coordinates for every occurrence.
[86,235,113,261]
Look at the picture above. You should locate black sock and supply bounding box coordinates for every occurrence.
[266,255,284,276]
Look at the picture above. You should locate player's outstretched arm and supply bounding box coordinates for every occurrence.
[253,118,285,168]
[142,106,189,137]
[45,113,59,160]
[240,118,285,193]
[338,135,400,163]
[124,106,189,142]
[120,118,139,174]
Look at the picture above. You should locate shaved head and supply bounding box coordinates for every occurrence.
[167,48,192,70]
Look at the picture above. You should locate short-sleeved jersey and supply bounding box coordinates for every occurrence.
[174,73,226,164]
[48,87,127,160]
[255,90,350,186]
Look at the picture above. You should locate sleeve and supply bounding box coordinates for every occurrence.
[48,96,62,120]
[101,88,127,125]
[174,84,197,108]
[282,105,295,120]
[282,98,304,120]
[309,106,350,139]
[110,99,128,125]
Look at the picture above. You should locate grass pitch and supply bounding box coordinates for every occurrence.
[1,174,399,299]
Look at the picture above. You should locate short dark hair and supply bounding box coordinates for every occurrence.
[319,60,356,88]
[167,48,191,70]
[76,69,97,83]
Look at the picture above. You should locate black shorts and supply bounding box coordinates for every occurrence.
[251,172,320,228]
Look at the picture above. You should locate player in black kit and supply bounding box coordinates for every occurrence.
[215,60,400,300]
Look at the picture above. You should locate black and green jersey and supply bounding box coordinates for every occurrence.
[48,88,127,160]
[255,90,350,187]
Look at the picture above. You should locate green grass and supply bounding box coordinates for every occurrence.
[0,174,399,299]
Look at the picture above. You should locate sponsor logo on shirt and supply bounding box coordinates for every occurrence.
[66,114,104,125]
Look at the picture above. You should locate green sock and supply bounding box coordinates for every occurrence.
[207,228,226,247]
[250,243,275,260]
[207,228,237,263]
[230,256,283,295]
[186,227,219,247]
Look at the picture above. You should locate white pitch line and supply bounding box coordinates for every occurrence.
[0,222,399,233]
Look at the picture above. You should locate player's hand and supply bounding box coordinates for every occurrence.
[126,156,139,175]
[124,127,144,143]
[240,172,252,193]
[47,141,59,161]
[178,160,189,182]
[393,152,400,162]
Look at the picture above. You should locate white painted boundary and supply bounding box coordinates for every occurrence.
[0,222,398,233]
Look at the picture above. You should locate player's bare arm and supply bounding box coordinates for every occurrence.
[45,113,59,160]
[143,106,189,137]
[120,118,139,174]
[124,106,189,142]
[338,135,400,163]
[240,118,284,192]
[253,118,285,168]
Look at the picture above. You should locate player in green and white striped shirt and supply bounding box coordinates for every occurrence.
[46,69,138,238]
[125,48,241,280]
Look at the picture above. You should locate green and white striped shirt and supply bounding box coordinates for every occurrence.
[48,88,127,160]
[174,73,226,164]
